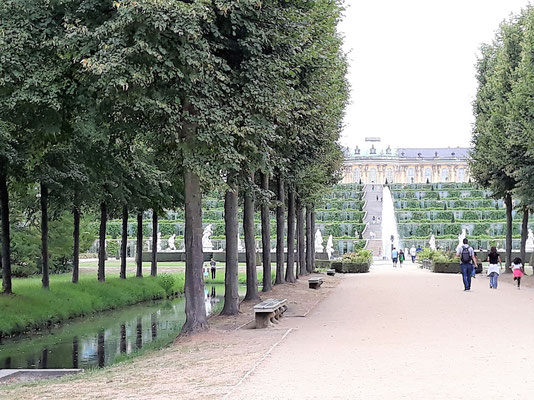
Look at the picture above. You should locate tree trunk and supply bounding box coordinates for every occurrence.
[41,183,50,290]
[261,172,272,292]
[520,206,529,264]
[136,212,143,278]
[244,174,259,301]
[505,194,513,272]
[0,171,12,294]
[98,201,107,282]
[72,204,80,284]
[311,206,316,272]
[285,187,296,283]
[151,210,158,277]
[306,206,312,273]
[120,205,128,279]
[275,175,285,284]
[297,198,306,276]
[221,173,240,315]
[181,169,208,333]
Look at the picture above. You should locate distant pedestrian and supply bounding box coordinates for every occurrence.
[210,257,217,279]
[377,217,381,224]
[456,238,478,291]
[410,245,417,263]
[376,195,379,201]
[512,257,525,290]
[372,216,376,224]
[486,247,502,289]
[392,248,398,267]
[399,249,405,267]
[203,263,209,279]
[380,197,382,202]
[372,185,375,191]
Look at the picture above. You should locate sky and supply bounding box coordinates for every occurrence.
[338,0,533,150]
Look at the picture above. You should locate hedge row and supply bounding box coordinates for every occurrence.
[396,210,510,221]
[397,222,529,238]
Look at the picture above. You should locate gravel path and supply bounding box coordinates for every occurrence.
[230,262,534,400]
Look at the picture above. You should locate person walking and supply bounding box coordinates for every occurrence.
[410,245,417,263]
[399,249,405,267]
[210,257,217,280]
[391,247,398,267]
[456,238,478,291]
[487,247,502,289]
[511,257,525,290]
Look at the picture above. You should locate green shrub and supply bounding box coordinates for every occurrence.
[342,249,373,264]
[157,273,176,296]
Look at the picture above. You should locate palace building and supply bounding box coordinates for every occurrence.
[342,137,471,184]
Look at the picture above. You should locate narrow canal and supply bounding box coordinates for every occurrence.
[0,285,237,370]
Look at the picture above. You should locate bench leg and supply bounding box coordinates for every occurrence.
[255,313,273,329]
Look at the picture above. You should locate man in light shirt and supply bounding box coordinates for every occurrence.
[456,238,478,291]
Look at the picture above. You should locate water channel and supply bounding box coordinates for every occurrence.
[0,285,239,370]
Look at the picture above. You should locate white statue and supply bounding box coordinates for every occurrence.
[156,232,162,252]
[202,224,214,251]
[456,228,467,253]
[167,234,176,251]
[315,229,324,253]
[355,229,359,238]
[326,235,334,260]
[238,237,244,252]
[145,237,152,252]
[458,228,466,247]
[429,234,436,251]
[526,229,534,252]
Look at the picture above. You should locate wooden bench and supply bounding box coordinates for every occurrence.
[326,269,336,276]
[254,298,288,329]
[308,277,323,289]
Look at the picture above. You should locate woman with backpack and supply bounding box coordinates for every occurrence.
[486,247,502,289]
[399,249,405,267]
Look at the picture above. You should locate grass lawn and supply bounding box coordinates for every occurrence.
[0,270,268,337]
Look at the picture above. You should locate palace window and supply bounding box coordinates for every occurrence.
[458,168,465,182]
[408,168,415,183]
[425,168,432,182]
[370,168,377,183]
[441,168,450,182]
[353,168,361,183]
[386,168,393,183]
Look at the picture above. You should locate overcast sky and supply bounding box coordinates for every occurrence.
[338,0,532,150]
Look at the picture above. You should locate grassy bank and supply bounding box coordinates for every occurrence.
[0,274,184,337]
[0,271,270,337]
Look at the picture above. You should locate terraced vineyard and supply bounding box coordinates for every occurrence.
[391,183,531,250]
[88,184,367,258]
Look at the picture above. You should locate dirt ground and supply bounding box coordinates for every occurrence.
[3,263,534,400]
[0,273,339,400]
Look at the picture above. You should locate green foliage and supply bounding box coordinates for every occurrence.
[0,274,186,337]
[342,250,373,264]
[156,273,176,296]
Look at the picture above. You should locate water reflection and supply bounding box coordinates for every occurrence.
[0,284,236,370]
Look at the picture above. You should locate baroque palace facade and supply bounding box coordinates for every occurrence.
[342,138,471,184]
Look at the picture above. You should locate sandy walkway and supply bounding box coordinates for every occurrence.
[3,263,534,399]
[230,262,534,400]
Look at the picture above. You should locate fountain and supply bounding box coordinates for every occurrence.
[326,235,334,260]
[381,186,399,259]
[315,229,324,253]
